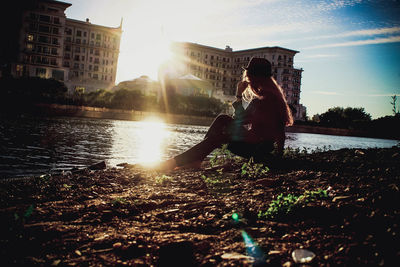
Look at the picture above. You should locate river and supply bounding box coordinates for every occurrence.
[0,115,398,178]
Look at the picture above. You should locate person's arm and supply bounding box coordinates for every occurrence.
[276,127,285,156]
[232,81,254,124]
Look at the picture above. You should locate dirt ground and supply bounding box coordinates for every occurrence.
[1,146,399,266]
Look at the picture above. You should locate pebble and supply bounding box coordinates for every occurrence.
[113,242,122,249]
[333,196,351,202]
[51,259,61,266]
[291,249,315,263]
[221,252,253,261]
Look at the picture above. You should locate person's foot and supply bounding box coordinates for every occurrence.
[153,158,177,172]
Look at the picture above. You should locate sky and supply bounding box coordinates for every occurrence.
[65,0,400,119]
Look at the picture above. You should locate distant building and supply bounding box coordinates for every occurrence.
[114,75,160,96]
[0,0,122,93]
[169,42,305,120]
[172,74,213,97]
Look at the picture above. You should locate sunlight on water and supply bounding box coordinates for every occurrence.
[111,117,171,167]
[1,115,398,178]
[136,118,170,165]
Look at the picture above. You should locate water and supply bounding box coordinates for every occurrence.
[0,115,398,178]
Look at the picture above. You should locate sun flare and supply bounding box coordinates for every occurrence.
[136,118,170,165]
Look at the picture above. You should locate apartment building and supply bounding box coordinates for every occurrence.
[3,0,121,93]
[170,42,305,120]
[63,18,122,92]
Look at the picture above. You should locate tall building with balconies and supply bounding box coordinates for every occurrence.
[10,0,71,81]
[64,18,122,92]
[1,0,122,93]
[170,42,305,120]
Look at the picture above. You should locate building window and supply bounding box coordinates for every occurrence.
[36,68,46,78]
[77,30,82,37]
[39,15,50,22]
[27,34,34,42]
[75,47,80,52]
[39,25,50,33]
[54,17,60,24]
[52,38,59,45]
[52,27,59,34]
[66,28,72,35]
[38,35,49,43]
[51,48,57,55]
[26,43,33,50]
[83,32,87,37]
[74,55,79,61]
[94,65,99,71]
[91,33,94,39]
[96,34,101,40]
[50,58,57,66]
[74,63,79,69]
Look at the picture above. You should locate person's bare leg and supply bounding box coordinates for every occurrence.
[158,158,177,171]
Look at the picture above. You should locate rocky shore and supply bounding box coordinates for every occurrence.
[1,146,399,266]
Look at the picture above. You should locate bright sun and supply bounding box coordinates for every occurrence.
[116,0,218,82]
[136,118,170,165]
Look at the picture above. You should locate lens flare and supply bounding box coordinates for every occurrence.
[241,230,266,264]
[136,118,170,166]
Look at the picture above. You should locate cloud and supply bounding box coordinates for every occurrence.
[299,26,400,41]
[315,0,364,12]
[303,54,338,59]
[307,91,400,97]
[363,93,400,97]
[310,91,343,96]
[305,35,400,49]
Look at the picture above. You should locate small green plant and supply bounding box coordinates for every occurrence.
[63,183,72,189]
[14,204,35,223]
[258,189,328,219]
[210,144,238,167]
[201,174,220,185]
[155,174,173,185]
[240,158,270,179]
[111,197,128,207]
[37,174,51,185]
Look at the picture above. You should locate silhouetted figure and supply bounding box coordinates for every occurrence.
[156,57,293,170]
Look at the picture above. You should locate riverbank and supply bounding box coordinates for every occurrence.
[24,103,397,140]
[1,146,399,266]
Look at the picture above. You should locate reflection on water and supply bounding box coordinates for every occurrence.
[111,118,171,166]
[0,115,398,178]
[0,115,115,178]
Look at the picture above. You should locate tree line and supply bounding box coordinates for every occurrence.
[303,105,400,139]
[0,77,398,139]
[0,76,228,117]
